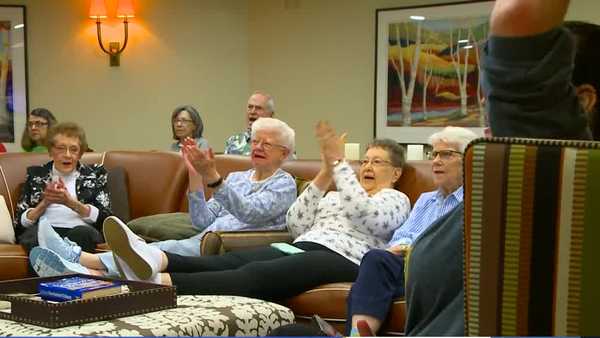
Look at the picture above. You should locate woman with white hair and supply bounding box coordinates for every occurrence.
[345,126,478,336]
[33,121,411,304]
[30,117,297,278]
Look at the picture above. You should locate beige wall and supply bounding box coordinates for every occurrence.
[249,0,600,158]
[2,0,598,156]
[0,0,250,152]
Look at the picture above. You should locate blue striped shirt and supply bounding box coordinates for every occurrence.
[388,186,463,247]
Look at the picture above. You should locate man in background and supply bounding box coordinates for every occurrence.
[224,91,275,155]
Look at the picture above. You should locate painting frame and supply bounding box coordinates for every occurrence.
[0,5,27,151]
[374,1,494,144]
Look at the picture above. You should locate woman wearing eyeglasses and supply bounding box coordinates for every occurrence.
[29,117,297,278]
[15,122,112,254]
[32,121,407,300]
[345,126,478,336]
[21,108,57,153]
[169,105,209,152]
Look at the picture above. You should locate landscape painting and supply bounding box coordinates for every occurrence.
[375,1,494,143]
[0,5,26,151]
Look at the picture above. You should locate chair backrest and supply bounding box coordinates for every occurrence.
[214,155,435,206]
[102,151,188,219]
[0,152,104,221]
[463,137,600,336]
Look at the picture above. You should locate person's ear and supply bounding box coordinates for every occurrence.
[576,84,597,114]
[392,167,402,184]
[281,148,290,160]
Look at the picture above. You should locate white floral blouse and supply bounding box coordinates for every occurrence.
[286,161,410,265]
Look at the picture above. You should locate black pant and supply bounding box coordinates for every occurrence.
[18,224,103,253]
[167,242,359,301]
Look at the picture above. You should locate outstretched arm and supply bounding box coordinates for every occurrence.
[483,0,591,139]
[490,0,570,37]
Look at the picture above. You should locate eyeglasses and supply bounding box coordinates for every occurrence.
[428,149,462,161]
[247,104,266,112]
[251,139,287,151]
[173,118,194,125]
[27,121,48,128]
[359,158,393,167]
[53,145,80,155]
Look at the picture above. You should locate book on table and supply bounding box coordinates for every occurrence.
[39,276,129,302]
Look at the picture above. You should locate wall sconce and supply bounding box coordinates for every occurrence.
[89,0,135,67]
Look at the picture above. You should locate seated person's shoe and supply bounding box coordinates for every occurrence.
[30,247,89,277]
[37,222,82,263]
[103,216,162,281]
[114,255,162,284]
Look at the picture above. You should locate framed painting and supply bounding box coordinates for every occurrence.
[375,1,494,143]
[0,5,27,151]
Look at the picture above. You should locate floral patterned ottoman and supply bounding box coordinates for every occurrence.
[0,295,295,336]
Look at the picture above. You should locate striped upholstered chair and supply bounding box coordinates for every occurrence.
[463,137,600,336]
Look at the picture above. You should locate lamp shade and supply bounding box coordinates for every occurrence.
[89,0,108,19]
[116,0,135,18]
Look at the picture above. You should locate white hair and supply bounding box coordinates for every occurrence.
[252,91,275,113]
[428,126,479,153]
[251,117,295,153]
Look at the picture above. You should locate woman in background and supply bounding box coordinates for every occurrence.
[21,108,57,153]
[170,105,209,151]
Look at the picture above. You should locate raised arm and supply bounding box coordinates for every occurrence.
[333,162,410,239]
[490,0,570,37]
[483,0,591,139]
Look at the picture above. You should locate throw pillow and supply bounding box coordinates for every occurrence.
[0,195,15,244]
[127,212,199,242]
[294,176,311,196]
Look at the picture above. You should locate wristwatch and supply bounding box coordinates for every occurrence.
[207,176,223,189]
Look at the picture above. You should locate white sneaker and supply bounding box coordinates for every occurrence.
[37,222,82,263]
[114,255,162,284]
[103,216,162,281]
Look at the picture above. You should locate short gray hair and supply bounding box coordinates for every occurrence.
[252,91,275,114]
[428,126,478,153]
[251,117,295,152]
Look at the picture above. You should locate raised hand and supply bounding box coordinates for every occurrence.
[43,178,72,206]
[315,121,346,170]
[181,143,204,192]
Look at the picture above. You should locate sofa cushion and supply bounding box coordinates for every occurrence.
[106,166,131,223]
[127,212,198,242]
[0,196,15,244]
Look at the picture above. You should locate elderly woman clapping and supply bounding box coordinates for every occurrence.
[29,117,297,278]
[346,126,478,336]
[15,122,111,253]
[32,121,412,303]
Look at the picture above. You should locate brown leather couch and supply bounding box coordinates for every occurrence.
[201,155,436,335]
[0,151,189,281]
[0,152,434,335]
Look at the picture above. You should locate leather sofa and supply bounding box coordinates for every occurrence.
[0,151,189,280]
[0,152,435,335]
[201,155,436,335]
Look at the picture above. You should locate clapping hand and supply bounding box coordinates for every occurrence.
[181,137,220,191]
[43,177,74,206]
[316,121,346,171]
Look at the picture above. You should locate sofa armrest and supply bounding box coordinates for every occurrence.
[200,230,293,256]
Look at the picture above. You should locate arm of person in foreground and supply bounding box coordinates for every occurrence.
[483,0,591,139]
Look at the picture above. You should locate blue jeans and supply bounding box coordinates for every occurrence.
[346,249,405,334]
